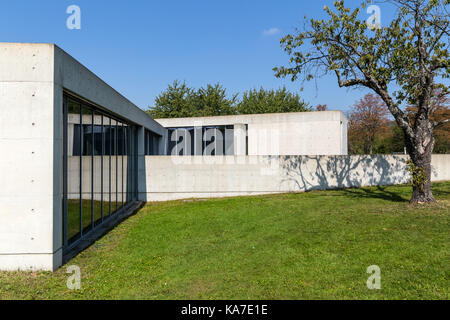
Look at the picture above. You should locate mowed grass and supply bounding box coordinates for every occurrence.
[0,182,449,300]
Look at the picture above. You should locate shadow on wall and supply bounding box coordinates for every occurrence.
[273,155,410,198]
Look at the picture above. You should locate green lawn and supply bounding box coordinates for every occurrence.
[1,182,449,300]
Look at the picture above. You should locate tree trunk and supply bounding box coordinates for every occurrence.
[410,150,435,203]
[406,117,436,204]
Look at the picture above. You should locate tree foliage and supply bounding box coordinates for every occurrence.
[348,93,390,154]
[148,81,310,118]
[148,81,237,118]
[237,87,310,114]
[349,92,449,155]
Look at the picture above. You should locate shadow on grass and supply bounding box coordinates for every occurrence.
[432,188,450,196]
[340,185,408,203]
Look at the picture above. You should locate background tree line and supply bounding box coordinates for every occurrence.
[348,92,449,155]
[148,81,449,155]
[147,80,311,118]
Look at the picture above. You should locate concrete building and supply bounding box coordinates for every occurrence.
[3,42,447,272]
[156,111,348,156]
[0,43,348,271]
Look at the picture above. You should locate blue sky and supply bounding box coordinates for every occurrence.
[1,0,399,112]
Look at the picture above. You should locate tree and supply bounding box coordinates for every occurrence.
[386,122,408,153]
[274,0,449,203]
[147,81,197,118]
[148,81,238,118]
[348,93,390,154]
[237,87,310,114]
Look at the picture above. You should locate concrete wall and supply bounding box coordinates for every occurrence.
[0,43,61,271]
[156,111,348,156]
[144,154,450,201]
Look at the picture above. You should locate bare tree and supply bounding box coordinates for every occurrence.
[349,93,390,154]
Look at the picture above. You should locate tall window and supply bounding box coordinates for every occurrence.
[63,94,137,248]
[145,129,161,155]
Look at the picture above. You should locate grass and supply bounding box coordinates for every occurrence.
[1,182,449,300]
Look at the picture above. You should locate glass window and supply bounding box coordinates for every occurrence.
[126,125,133,203]
[111,119,118,212]
[63,95,138,250]
[102,115,111,219]
[81,105,93,233]
[67,100,81,243]
[203,127,216,156]
[93,110,103,225]
[225,125,234,155]
[117,122,124,209]
[145,130,161,156]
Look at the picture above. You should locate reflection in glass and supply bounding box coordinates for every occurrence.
[67,100,81,243]
[111,119,118,212]
[81,106,93,233]
[63,95,137,248]
[123,123,128,205]
[117,122,124,209]
[126,125,132,203]
[103,115,111,218]
[93,110,103,225]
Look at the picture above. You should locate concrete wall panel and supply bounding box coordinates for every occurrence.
[145,155,450,201]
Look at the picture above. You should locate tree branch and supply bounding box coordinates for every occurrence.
[433,118,450,129]
[334,70,370,87]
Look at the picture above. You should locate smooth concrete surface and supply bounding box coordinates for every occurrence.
[0,43,163,271]
[156,111,348,156]
[0,43,58,271]
[0,249,63,272]
[431,154,450,181]
[144,155,450,201]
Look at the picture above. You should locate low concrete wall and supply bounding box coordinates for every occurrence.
[144,154,450,201]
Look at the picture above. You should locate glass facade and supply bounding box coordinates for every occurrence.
[63,94,138,248]
[145,129,161,155]
[167,125,236,156]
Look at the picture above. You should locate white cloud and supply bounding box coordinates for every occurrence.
[262,27,280,36]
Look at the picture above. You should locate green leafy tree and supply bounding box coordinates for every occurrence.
[237,87,310,114]
[148,81,197,118]
[387,123,408,153]
[274,0,449,204]
[195,83,238,116]
[148,81,238,118]
[149,82,310,118]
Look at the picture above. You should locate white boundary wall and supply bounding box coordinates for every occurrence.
[145,154,450,201]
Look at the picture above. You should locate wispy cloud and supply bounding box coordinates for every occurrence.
[262,27,280,36]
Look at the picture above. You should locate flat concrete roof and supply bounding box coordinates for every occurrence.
[155,111,347,127]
